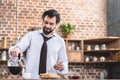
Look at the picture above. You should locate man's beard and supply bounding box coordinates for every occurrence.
[43,27,54,35]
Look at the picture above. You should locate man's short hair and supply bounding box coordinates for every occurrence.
[42,9,60,24]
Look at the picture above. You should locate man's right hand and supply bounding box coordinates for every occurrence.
[10,47,23,57]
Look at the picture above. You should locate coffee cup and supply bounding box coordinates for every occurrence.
[22,72,32,79]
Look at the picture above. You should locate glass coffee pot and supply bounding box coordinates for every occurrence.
[7,54,26,78]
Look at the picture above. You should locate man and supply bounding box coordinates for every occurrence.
[9,9,68,77]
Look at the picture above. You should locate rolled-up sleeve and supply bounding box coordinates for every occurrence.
[15,32,31,52]
[58,39,68,74]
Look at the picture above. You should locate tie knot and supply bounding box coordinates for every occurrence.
[44,37,50,41]
[41,34,51,41]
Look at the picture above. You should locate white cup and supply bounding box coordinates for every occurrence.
[94,45,100,50]
[85,57,89,62]
[22,73,32,79]
[68,46,71,50]
[101,44,106,50]
[76,47,80,50]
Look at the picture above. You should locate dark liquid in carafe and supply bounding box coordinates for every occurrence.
[8,66,22,75]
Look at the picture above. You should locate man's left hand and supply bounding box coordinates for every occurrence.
[54,62,64,71]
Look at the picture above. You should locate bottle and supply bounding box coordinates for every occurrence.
[71,43,75,50]
[100,70,104,79]
[2,51,7,60]
[2,37,7,48]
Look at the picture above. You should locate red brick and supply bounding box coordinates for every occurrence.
[1,0,107,46]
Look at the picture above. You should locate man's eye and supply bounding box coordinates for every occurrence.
[50,23,54,26]
[44,21,48,24]
[44,21,54,25]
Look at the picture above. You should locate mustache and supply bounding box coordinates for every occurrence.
[43,26,54,35]
[44,27,51,30]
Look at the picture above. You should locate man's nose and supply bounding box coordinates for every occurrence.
[46,23,51,27]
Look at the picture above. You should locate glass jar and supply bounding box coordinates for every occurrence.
[87,45,91,50]
[94,45,100,50]
[2,37,7,48]
[2,51,7,60]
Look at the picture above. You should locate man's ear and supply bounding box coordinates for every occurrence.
[55,24,59,29]
[41,22,44,28]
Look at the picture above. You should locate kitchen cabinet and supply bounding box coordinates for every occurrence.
[83,37,120,63]
[65,37,120,63]
[64,39,83,62]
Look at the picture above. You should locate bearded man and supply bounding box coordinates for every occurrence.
[9,9,68,78]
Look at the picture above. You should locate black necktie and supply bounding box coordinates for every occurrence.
[39,34,51,74]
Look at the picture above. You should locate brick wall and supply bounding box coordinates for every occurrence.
[0,0,107,79]
[69,63,108,79]
[0,0,107,46]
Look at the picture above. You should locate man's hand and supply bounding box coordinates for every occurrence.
[54,61,64,71]
[10,47,23,57]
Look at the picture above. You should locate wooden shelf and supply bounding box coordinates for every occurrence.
[69,61,84,63]
[69,60,119,63]
[84,49,120,53]
[0,60,7,62]
[65,37,120,63]
[84,37,120,43]
[84,60,119,63]
[0,48,8,51]
[67,50,82,52]
[64,38,82,41]
[0,60,7,64]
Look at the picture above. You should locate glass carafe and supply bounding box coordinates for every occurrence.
[7,54,26,78]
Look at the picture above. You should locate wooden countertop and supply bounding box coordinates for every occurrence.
[1,75,117,80]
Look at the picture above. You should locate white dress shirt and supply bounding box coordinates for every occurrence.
[9,29,68,77]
